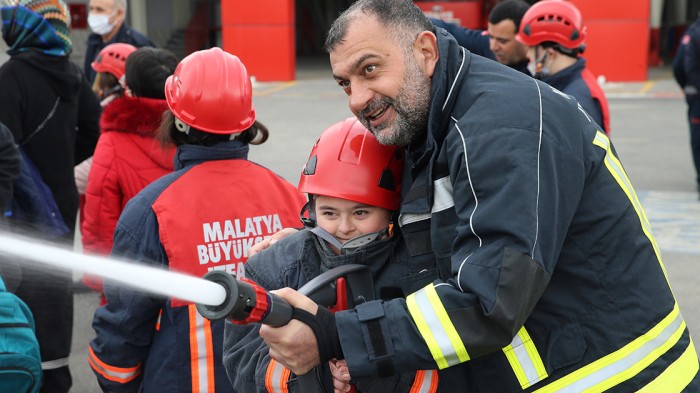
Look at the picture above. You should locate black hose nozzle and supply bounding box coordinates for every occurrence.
[195,270,293,327]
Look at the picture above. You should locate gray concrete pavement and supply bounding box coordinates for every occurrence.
[68,62,700,392]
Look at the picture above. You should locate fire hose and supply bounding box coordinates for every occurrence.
[196,264,374,393]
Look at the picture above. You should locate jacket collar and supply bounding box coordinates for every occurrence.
[173,140,249,170]
[100,96,170,136]
[541,57,586,91]
[408,28,469,167]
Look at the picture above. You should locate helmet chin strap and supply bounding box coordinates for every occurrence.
[174,118,191,135]
[310,226,389,255]
[534,48,548,80]
[301,198,393,255]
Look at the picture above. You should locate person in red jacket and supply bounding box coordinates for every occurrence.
[81,47,179,304]
[75,42,136,236]
[88,47,307,393]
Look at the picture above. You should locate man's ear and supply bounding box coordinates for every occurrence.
[414,31,439,77]
[114,6,125,23]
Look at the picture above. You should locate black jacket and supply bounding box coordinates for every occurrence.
[0,122,20,213]
[333,28,699,392]
[0,51,101,236]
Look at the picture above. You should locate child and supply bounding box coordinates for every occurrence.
[222,117,440,393]
[75,43,137,237]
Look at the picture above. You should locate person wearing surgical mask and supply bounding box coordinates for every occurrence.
[84,0,153,84]
[516,0,610,134]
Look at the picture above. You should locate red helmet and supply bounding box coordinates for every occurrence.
[164,47,255,135]
[516,0,586,50]
[91,43,137,80]
[299,117,404,211]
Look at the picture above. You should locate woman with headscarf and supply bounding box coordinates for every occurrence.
[0,1,101,392]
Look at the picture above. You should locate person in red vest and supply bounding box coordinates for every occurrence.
[515,0,611,134]
[88,47,307,393]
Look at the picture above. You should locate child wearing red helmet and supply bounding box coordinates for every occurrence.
[90,42,137,105]
[74,42,137,246]
[223,117,440,393]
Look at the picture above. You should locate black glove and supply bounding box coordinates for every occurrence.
[292,306,344,363]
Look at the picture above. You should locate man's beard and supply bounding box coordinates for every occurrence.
[359,56,431,147]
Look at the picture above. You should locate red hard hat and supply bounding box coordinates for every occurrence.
[164,47,255,135]
[299,117,404,211]
[91,43,137,80]
[516,0,586,50]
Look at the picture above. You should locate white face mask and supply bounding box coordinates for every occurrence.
[88,12,115,35]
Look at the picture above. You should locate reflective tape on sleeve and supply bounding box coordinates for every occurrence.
[502,327,548,389]
[410,369,439,393]
[406,284,469,369]
[265,358,291,393]
[88,346,141,384]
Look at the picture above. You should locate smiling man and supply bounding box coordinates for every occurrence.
[258,0,700,391]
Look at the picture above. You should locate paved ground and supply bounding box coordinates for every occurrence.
[67,61,700,392]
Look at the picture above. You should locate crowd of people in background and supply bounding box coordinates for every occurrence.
[0,0,698,392]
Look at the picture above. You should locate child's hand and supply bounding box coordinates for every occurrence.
[329,359,352,392]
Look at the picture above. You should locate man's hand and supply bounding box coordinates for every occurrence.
[329,359,352,393]
[260,288,320,375]
[250,228,299,256]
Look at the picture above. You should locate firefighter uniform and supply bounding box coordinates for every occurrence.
[89,141,306,392]
[332,28,700,392]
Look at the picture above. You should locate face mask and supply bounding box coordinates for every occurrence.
[528,51,550,79]
[88,12,115,35]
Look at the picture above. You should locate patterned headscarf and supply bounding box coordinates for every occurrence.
[0,0,72,56]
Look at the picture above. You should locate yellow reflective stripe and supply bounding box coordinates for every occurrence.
[503,327,548,389]
[533,304,687,393]
[592,132,666,279]
[406,284,469,369]
[637,339,699,393]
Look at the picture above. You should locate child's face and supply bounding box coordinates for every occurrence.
[315,195,392,246]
